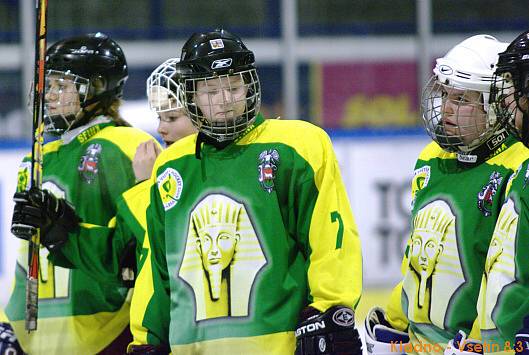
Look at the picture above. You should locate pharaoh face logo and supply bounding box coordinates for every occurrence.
[477,171,502,217]
[408,201,455,309]
[410,230,444,308]
[179,194,267,321]
[403,200,464,328]
[193,205,240,301]
[478,198,518,331]
[78,143,102,184]
[258,149,280,193]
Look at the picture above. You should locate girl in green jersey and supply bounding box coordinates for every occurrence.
[5,33,156,354]
[364,35,529,355]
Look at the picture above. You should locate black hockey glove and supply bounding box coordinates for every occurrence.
[11,187,80,250]
[295,306,362,355]
[0,322,23,355]
[128,344,171,354]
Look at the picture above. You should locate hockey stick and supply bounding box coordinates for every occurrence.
[26,0,49,332]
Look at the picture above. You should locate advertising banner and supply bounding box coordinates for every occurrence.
[315,61,419,128]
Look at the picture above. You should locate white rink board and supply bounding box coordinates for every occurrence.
[0,136,428,308]
[333,137,427,286]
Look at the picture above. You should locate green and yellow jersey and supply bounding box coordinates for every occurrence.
[4,116,155,354]
[477,157,529,352]
[133,115,363,354]
[51,173,158,352]
[386,137,529,354]
[54,167,158,288]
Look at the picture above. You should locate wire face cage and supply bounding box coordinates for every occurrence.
[182,69,261,142]
[43,70,90,134]
[146,58,184,115]
[421,75,497,153]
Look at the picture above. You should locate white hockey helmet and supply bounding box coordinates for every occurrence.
[146,57,184,114]
[421,35,509,153]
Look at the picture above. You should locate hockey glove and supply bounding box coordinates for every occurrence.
[295,306,362,355]
[515,315,529,354]
[364,307,409,355]
[11,187,80,250]
[0,322,23,355]
[128,344,171,354]
[444,330,482,355]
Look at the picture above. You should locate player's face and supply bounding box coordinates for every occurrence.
[491,73,529,139]
[198,227,238,272]
[45,74,81,117]
[503,89,529,134]
[157,108,196,147]
[194,75,248,123]
[441,87,487,145]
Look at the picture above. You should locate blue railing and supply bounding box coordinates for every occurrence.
[0,128,429,149]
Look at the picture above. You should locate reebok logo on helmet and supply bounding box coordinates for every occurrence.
[211,58,232,69]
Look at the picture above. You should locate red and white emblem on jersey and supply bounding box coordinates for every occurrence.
[258,149,280,193]
[477,171,502,217]
[78,143,102,184]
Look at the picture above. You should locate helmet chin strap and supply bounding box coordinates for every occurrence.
[71,87,121,130]
[70,101,105,130]
[456,128,509,168]
[194,131,233,160]
[80,86,121,108]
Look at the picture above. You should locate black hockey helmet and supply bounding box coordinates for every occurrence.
[44,32,128,134]
[180,28,256,77]
[491,30,529,146]
[177,28,261,142]
[496,30,529,97]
